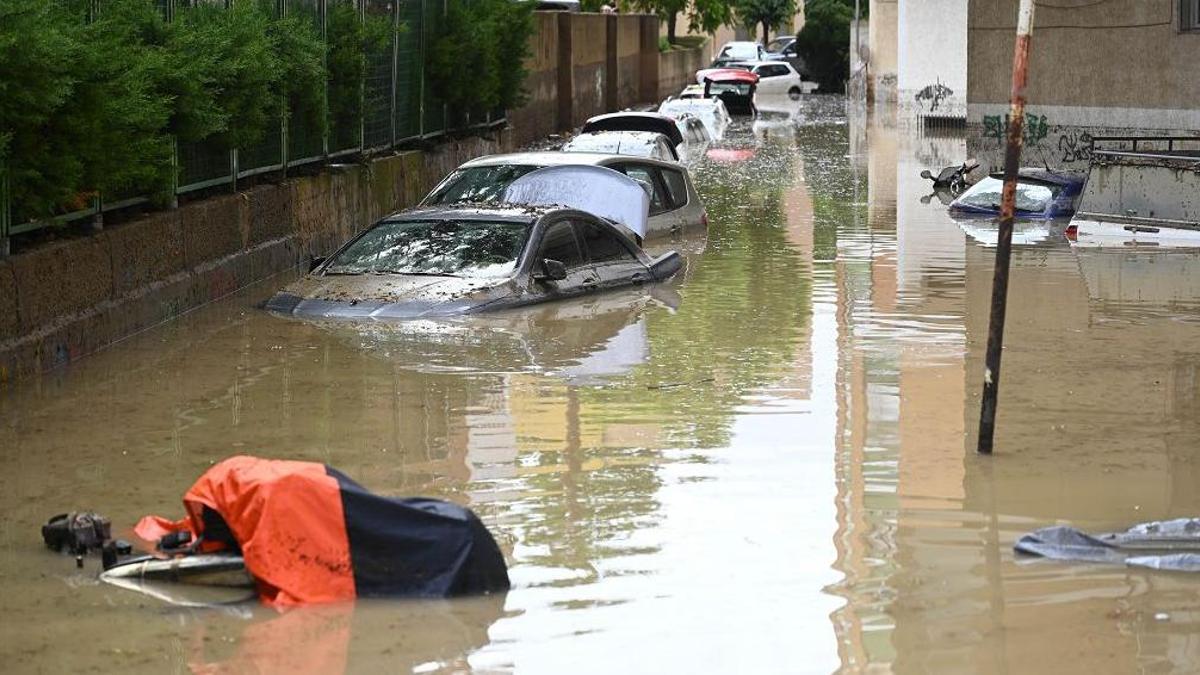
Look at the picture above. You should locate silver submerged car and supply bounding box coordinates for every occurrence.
[422,152,707,239]
[266,205,683,320]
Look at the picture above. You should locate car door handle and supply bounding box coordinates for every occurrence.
[582,277,596,285]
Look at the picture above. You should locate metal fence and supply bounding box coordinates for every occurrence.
[1,0,501,255]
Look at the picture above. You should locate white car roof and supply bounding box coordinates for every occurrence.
[457,151,679,170]
[562,131,675,160]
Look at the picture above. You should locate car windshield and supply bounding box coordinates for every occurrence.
[956,177,1060,213]
[425,165,539,205]
[720,44,758,59]
[766,37,791,52]
[325,219,530,278]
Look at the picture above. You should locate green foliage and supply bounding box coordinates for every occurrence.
[327,1,393,140]
[629,0,687,41]
[428,0,534,116]
[165,1,279,148]
[735,0,794,44]
[797,0,854,93]
[688,0,732,36]
[0,0,327,218]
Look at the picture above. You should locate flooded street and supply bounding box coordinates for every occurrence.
[2,98,1199,673]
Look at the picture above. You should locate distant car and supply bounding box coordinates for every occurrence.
[562,131,680,162]
[267,169,685,319]
[698,61,815,98]
[658,96,731,139]
[715,40,766,62]
[949,169,1086,218]
[763,35,808,74]
[422,152,707,239]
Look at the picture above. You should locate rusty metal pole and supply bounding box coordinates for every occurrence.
[977,0,1036,455]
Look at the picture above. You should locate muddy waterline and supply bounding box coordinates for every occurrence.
[2,98,1198,673]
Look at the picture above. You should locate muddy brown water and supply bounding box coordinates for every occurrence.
[3,98,1199,673]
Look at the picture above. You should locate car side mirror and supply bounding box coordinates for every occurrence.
[533,258,568,281]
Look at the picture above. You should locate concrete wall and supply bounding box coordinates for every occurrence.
[967,0,1200,129]
[897,0,966,119]
[0,13,711,383]
[658,43,708,99]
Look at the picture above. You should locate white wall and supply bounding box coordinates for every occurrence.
[897,0,967,118]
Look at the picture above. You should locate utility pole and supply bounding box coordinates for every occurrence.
[977,0,1036,454]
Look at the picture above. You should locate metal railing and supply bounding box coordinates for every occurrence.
[1,0,503,255]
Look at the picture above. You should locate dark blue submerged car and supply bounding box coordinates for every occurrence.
[950,168,1086,218]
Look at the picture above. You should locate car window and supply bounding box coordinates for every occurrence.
[758,65,786,78]
[614,164,669,215]
[537,221,586,269]
[955,177,1060,213]
[660,169,688,208]
[325,219,529,278]
[580,221,637,263]
[425,165,539,204]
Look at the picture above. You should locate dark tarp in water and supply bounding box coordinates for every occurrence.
[135,456,510,605]
[1015,518,1200,572]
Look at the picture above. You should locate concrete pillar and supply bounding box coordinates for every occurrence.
[557,12,574,131]
[639,15,660,104]
[605,15,618,112]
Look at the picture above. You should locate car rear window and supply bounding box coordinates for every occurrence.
[661,169,688,208]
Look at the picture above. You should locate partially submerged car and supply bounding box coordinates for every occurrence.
[581,112,685,147]
[562,130,680,162]
[422,151,706,238]
[658,97,731,139]
[949,169,1085,218]
[268,166,684,320]
[700,68,759,116]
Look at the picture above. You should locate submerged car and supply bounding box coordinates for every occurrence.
[698,61,815,98]
[562,131,680,162]
[658,97,731,139]
[949,169,1085,218]
[422,152,706,239]
[268,167,684,320]
[581,112,685,147]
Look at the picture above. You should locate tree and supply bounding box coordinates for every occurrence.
[630,0,688,43]
[688,0,732,37]
[796,0,854,93]
[735,0,794,45]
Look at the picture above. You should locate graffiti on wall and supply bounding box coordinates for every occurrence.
[981,113,1051,145]
[914,80,954,112]
[1057,130,1094,163]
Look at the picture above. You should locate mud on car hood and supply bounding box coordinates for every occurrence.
[265,273,515,319]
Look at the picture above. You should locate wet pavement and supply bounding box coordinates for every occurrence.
[2,96,1199,673]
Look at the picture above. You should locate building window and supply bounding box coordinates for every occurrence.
[1184,0,1200,31]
